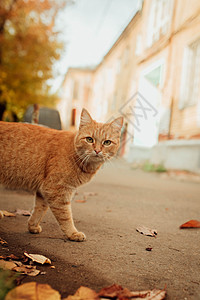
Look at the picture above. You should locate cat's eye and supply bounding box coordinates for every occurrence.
[86,137,94,143]
[103,140,112,146]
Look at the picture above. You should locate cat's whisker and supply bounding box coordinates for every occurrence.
[83,155,91,169]
[80,154,90,169]
[68,153,87,169]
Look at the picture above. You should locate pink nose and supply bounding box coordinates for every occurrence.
[95,149,101,154]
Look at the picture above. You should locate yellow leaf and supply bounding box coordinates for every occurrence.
[5,282,61,300]
[64,286,98,300]
[2,210,16,217]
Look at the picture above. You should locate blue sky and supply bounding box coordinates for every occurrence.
[52,0,139,90]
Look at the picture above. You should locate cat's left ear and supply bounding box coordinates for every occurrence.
[110,117,124,132]
[79,108,93,129]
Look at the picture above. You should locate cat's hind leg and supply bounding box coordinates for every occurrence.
[28,192,49,234]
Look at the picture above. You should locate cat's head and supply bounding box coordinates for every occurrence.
[74,108,123,163]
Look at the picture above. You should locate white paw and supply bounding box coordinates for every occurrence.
[28,224,42,234]
[68,231,86,242]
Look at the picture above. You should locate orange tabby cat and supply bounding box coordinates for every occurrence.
[0,109,123,241]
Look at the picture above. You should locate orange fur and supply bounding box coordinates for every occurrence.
[0,109,123,241]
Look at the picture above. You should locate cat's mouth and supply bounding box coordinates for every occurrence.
[90,153,104,161]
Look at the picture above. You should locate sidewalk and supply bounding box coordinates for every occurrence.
[0,160,200,299]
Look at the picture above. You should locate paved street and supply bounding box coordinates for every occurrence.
[0,160,200,299]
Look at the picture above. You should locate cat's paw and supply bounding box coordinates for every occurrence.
[68,231,86,242]
[28,224,42,234]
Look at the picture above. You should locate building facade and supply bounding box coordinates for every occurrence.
[58,0,200,172]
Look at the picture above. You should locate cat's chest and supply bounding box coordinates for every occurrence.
[74,170,94,187]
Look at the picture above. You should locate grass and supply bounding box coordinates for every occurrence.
[142,161,167,173]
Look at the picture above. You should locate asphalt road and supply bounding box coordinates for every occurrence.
[0,160,200,299]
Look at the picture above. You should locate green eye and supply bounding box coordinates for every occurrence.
[86,137,94,143]
[103,140,112,146]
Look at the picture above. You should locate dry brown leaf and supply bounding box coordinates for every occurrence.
[75,200,86,203]
[5,282,61,300]
[0,254,21,260]
[0,237,8,245]
[15,209,31,216]
[13,265,40,276]
[136,226,157,237]
[0,259,40,276]
[0,210,4,219]
[24,252,51,264]
[130,288,166,299]
[2,210,16,217]
[180,220,200,228]
[0,260,17,270]
[64,286,98,300]
[98,284,166,300]
[98,284,124,298]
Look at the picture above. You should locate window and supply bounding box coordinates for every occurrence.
[144,65,162,87]
[179,38,200,109]
[147,0,173,47]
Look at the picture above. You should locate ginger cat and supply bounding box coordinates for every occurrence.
[0,109,123,241]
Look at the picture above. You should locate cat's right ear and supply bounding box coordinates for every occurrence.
[79,108,93,129]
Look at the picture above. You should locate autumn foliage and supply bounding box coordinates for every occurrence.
[0,0,67,120]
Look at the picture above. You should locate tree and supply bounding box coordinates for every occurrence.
[0,0,67,120]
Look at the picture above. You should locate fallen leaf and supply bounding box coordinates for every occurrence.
[64,286,98,300]
[180,220,200,228]
[2,210,16,217]
[41,271,47,275]
[0,237,8,245]
[0,260,17,270]
[99,284,166,299]
[64,284,166,300]
[5,282,61,300]
[24,252,51,264]
[0,254,21,260]
[130,288,166,299]
[0,259,40,276]
[15,209,31,216]
[98,284,124,298]
[13,265,40,276]
[12,261,23,267]
[75,200,86,203]
[136,226,157,237]
[145,247,152,251]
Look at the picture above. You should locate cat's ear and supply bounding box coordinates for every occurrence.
[110,117,124,132]
[79,108,93,129]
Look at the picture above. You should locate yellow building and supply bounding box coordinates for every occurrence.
[58,0,200,171]
[58,67,94,130]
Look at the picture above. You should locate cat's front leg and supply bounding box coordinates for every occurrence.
[28,192,49,234]
[46,190,86,242]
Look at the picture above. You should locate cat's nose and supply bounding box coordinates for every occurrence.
[94,149,101,154]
